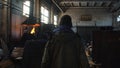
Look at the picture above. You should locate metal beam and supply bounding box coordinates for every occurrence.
[52,0,64,13]
[110,1,120,12]
[62,6,110,9]
[99,2,103,6]
[60,1,118,3]
[60,0,118,2]
[106,2,112,7]
[88,2,95,7]
[81,2,87,7]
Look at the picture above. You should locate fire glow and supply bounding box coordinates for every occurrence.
[30,27,35,34]
[30,24,40,34]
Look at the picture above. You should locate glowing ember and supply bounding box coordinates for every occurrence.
[30,27,35,34]
[34,23,40,26]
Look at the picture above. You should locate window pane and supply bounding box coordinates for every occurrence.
[54,15,57,21]
[23,6,30,17]
[41,15,48,24]
[24,1,30,6]
[117,18,120,22]
[44,16,48,24]
[23,1,30,17]
[117,15,120,22]
[54,22,57,25]
[41,6,44,14]
[44,9,49,17]
[41,15,44,22]
[54,15,57,25]
[41,6,49,24]
[23,6,29,13]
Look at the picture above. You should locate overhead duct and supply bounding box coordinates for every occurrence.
[52,0,63,13]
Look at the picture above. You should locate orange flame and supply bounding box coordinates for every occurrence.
[30,27,35,34]
[33,23,40,27]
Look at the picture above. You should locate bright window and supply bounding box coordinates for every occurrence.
[23,1,30,17]
[54,15,57,25]
[41,6,49,24]
[117,15,120,22]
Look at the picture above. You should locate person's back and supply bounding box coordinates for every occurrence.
[41,15,90,68]
[22,39,47,68]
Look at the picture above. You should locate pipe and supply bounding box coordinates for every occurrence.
[52,0,63,13]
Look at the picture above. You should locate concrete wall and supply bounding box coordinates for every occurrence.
[61,8,113,26]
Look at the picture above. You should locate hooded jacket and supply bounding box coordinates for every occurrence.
[41,26,90,68]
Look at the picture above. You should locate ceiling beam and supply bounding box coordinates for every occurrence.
[97,2,103,7]
[81,2,87,7]
[70,2,73,6]
[79,2,81,7]
[93,2,96,7]
[60,1,117,3]
[110,1,120,12]
[89,2,95,7]
[61,6,110,9]
[73,2,79,7]
[52,0,64,13]
[106,2,112,7]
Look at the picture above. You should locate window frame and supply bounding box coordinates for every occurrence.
[117,15,120,22]
[41,6,49,24]
[54,15,57,25]
[23,1,30,17]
